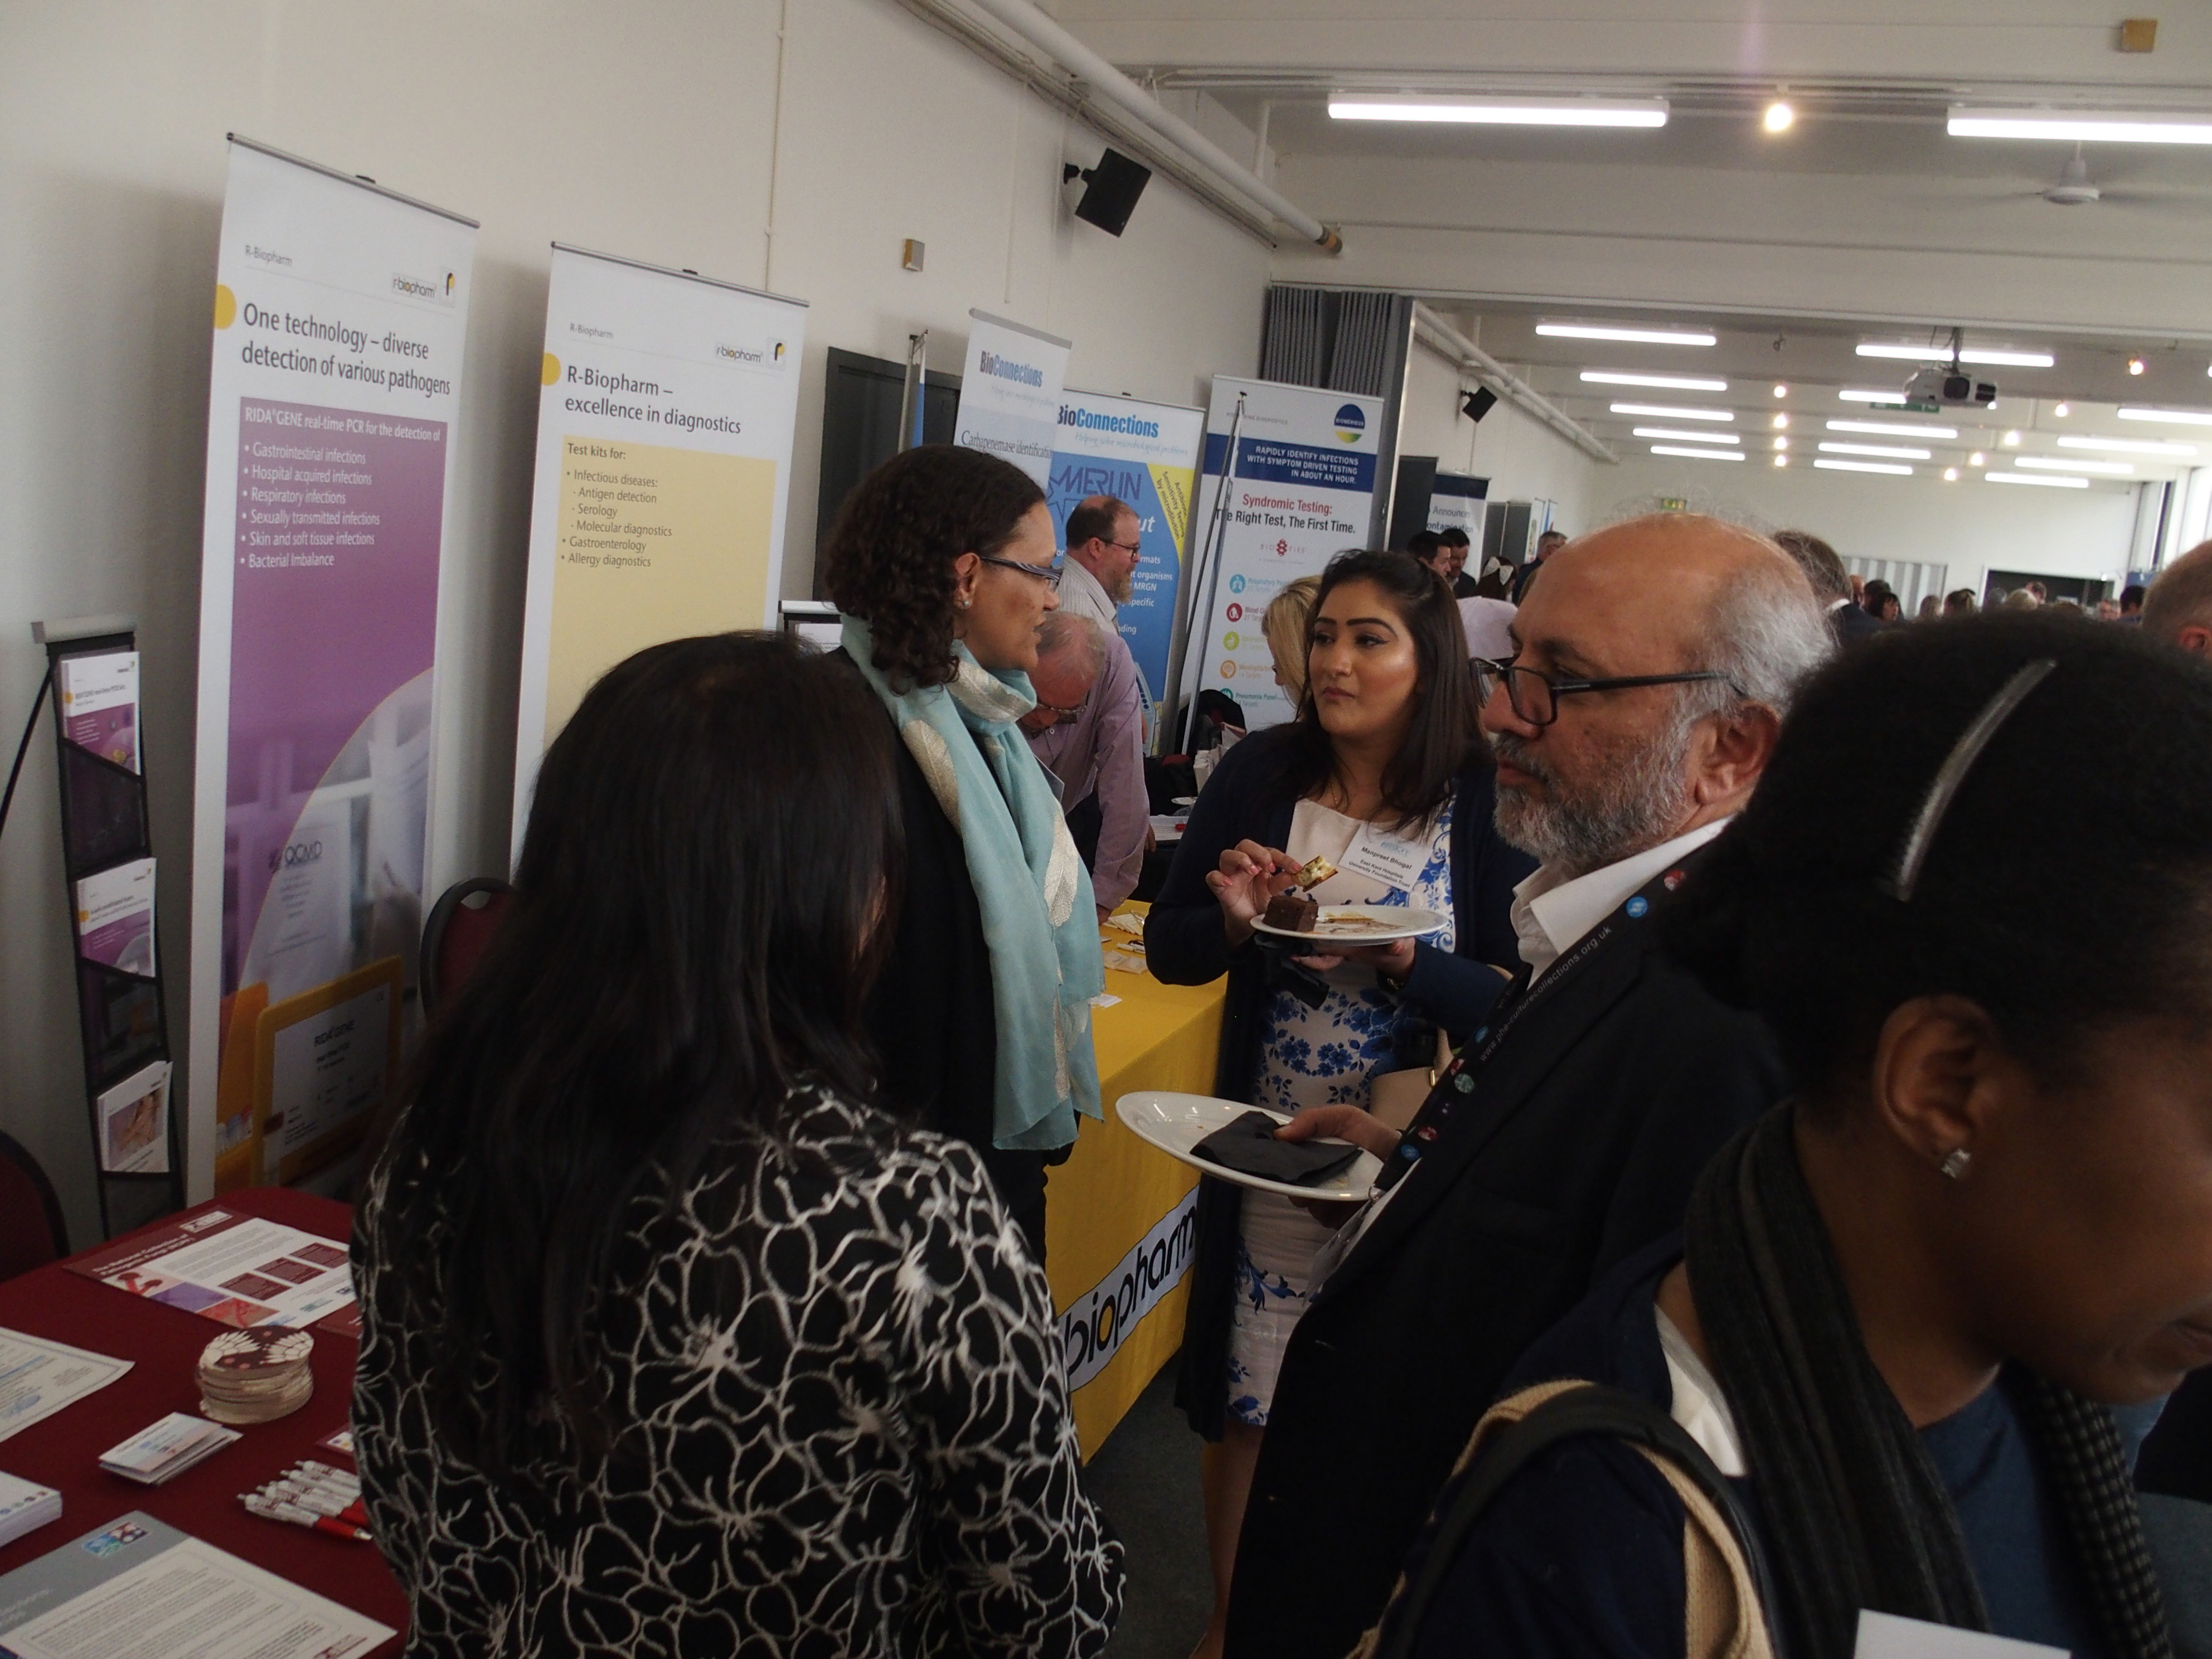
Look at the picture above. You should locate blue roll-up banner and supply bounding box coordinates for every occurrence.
[1047,390,1205,706]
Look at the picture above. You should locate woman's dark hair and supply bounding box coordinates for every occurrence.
[374,633,902,1470]
[822,443,1046,689]
[1268,549,1485,830]
[1661,612,2212,1103]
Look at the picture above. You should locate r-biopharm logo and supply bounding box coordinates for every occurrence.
[1334,402,1367,444]
[979,350,1046,387]
[1059,1190,1197,1389]
[391,270,458,307]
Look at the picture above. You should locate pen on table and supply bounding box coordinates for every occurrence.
[243,1493,371,1541]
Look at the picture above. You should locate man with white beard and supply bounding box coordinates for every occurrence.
[1217,515,1834,1659]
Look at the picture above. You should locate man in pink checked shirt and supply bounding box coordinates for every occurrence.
[1022,612,1149,922]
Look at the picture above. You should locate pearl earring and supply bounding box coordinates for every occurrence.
[1939,1148,1972,1180]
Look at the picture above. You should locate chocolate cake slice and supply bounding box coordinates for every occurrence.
[1263,891,1320,932]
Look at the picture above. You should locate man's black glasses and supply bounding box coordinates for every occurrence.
[1472,658,1740,728]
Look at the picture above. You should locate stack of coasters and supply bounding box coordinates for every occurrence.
[198,1328,314,1425]
[99,1413,240,1485]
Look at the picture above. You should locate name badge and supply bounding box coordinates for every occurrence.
[1337,821,1430,890]
[1853,1612,2065,1659]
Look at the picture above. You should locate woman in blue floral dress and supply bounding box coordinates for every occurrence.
[1144,551,1535,1659]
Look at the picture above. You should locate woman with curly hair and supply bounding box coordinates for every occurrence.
[823,444,1105,1262]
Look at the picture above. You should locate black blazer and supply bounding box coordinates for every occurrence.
[831,651,1046,1228]
[1833,599,1886,642]
[1144,724,1536,1440]
[1221,857,1787,1659]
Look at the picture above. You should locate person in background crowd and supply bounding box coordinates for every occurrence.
[2003,588,2040,610]
[1025,612,1149,919]
[1262,576,1322,705]
[1850,571,1867,607]
[1146,550,1535,1659]
[353,633,1124,1658]
[1381,613,2208,1659]
[1062,493,1157,741]
[2048,597,2084,618]
[1944,588,1979,617]
[1774,528,1880,643]
[823,445,1105,1263]
[2142,538,2212,658]
[1438,526,1479,597]
[1508,529,1568,604]
[1865,581,1903,625]
[2028,579,2050,603]
[2122,583,2148,623]
[2097,598,2123,621]
[1219,517,1828,1659]
[1918,593,1942,620]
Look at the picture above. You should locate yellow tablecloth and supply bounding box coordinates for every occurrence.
[1046,904,1225,1457]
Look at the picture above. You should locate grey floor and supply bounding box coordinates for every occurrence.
[1084,1356,1212,1659]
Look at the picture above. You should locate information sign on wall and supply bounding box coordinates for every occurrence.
[188,138,477,1200]
[510,246,808,855]
[1187,377,1386,730]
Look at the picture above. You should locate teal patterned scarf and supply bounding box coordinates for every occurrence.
[843,616,1104,1150]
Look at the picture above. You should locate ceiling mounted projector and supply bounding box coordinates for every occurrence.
[1891,327,1998,409]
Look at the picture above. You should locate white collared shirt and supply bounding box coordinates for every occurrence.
[1509,818,1732,979]
[1055,556,1118,630]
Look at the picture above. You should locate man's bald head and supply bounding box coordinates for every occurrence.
[1020,612,1105,734]
[2142,539,2212,657]
[1487,514,1830,875]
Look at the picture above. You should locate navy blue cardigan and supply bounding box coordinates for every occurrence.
[1143,722,1536,1439]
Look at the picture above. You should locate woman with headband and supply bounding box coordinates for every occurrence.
[1360,611,2209,1659]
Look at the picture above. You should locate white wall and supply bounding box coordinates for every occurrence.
[1395,337,1599,539]
[0,0,1267,1240]
[1597,457,2140,598]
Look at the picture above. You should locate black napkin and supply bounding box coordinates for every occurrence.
[1192,1111,1363,1186]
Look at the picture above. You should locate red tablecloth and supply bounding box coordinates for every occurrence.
[0,1188,406,1647]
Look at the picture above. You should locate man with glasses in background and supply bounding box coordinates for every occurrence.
[1023,611,1149,923]
[1221,516,1833,1659]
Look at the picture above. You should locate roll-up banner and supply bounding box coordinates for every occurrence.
[1427,470,1490,541]
[954,309,1071,487]
[1047,391,1205,706]
[510,246,808,855]
[190,138,477,1200]
[1186,377,1386,730]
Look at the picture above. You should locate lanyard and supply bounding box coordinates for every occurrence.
[1372,908,1623,1193]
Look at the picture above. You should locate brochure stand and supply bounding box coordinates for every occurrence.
[32,614,183,1236]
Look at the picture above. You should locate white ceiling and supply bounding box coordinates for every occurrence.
[1428,301,2208,484]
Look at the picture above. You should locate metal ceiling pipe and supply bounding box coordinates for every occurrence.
[1413,304,1617,464]
[942,0,1343,251]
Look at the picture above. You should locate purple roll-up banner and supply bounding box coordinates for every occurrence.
[188,140,476,1201]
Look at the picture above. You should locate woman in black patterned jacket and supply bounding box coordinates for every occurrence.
[352,633,1123,1657]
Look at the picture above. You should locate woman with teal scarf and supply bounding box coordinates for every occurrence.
[823,445,1107,1262]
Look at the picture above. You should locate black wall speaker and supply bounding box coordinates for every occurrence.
[1066,149,1153,236]
[1462,387,1498,424]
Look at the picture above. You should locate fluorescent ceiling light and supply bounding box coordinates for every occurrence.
[1611,401,1731,421]
[1988,471,2090,488]
[1650,445,1742,461]
[1631,427,1739,444]
[1838,388,1922,403]
[2118,406,2212,426]
[1855,342,2055,368]
[1819,442,1932,460]
[1814,458,1913,476]
[2057,434,2198,456]
[1330,95,1668,128]
[1948,107,2212,144]
[2015,455,2133,475]
[1536,322,1715,347]
[1828,419,1959,439]
[1581,370,1729,391]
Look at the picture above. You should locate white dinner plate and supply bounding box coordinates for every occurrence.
[1249,904,1450,945]
[1115,1092,1381,1202]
